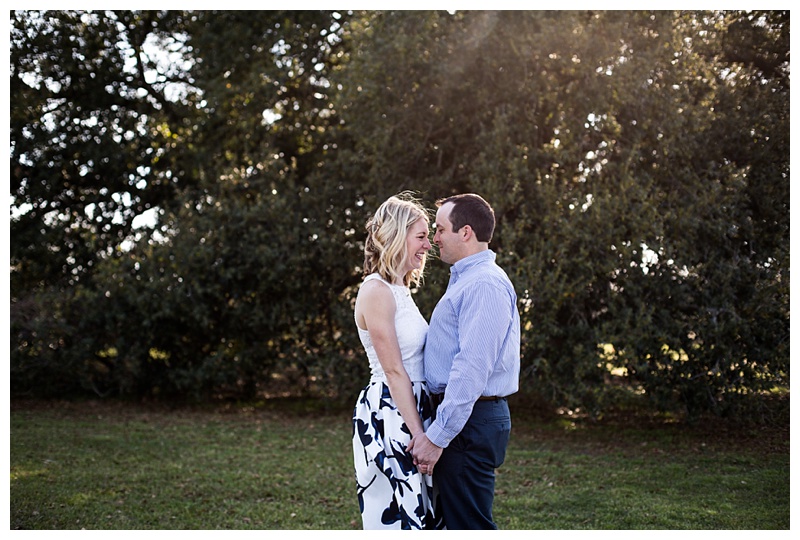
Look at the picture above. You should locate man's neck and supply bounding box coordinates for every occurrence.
[452,245,490,265]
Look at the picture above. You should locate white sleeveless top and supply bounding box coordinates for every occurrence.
[356,273,428,383]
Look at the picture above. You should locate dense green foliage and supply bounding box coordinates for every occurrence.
[10,11,789,419]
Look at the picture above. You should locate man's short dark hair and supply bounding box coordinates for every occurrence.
[437,193,495,243]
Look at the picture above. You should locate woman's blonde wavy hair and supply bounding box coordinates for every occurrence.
[363,192,430,288]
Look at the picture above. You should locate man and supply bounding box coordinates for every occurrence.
[408,193,521,529]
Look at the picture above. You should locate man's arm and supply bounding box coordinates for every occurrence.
[425,281,514,448]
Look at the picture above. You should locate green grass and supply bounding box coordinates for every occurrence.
[10,398,789,530]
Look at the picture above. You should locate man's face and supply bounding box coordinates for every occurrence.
[433,202,461,265]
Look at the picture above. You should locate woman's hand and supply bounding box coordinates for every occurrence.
[408,432,443,475]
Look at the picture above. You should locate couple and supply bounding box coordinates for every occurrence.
[352,192,521,530]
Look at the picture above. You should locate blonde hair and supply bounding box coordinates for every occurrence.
[363,193,430,288]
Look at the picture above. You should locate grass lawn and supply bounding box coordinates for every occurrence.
[9,396,789,530]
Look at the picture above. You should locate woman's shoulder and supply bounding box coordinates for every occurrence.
[363,272,407,289]
[362,272,384,283]
[359,274,395,300]
[357,275,398,322]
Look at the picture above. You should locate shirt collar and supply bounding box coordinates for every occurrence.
[451,249,495,279]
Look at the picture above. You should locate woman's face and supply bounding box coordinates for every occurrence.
[403,218,432,274]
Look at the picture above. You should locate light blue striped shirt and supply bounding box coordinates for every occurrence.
[424,249,521,448]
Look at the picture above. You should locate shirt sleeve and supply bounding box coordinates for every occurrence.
[425,279,514,448]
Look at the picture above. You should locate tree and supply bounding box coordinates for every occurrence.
[11,11,789,419]
[11,10,364,399]
[333,10,789,416]
[10,10,204,395]
[10,11,200,292]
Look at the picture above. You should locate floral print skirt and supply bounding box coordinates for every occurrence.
[352,381,442,529]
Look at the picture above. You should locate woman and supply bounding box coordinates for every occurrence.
[352,193,442,529]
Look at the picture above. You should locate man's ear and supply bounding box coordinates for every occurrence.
[461,224,473,241]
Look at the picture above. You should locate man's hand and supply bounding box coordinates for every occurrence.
[408,432,443,475]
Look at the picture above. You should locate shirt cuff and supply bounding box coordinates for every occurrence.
[426,420,457,448]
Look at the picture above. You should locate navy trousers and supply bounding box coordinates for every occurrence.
[432,398,511,530]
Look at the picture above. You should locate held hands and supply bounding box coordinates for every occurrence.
[408,432,443,475]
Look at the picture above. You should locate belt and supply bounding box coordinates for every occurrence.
[430,393,505,406]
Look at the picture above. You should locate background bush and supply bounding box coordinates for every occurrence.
[10,10,789,419]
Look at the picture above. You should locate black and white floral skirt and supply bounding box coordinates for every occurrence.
[352,381,442,529]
